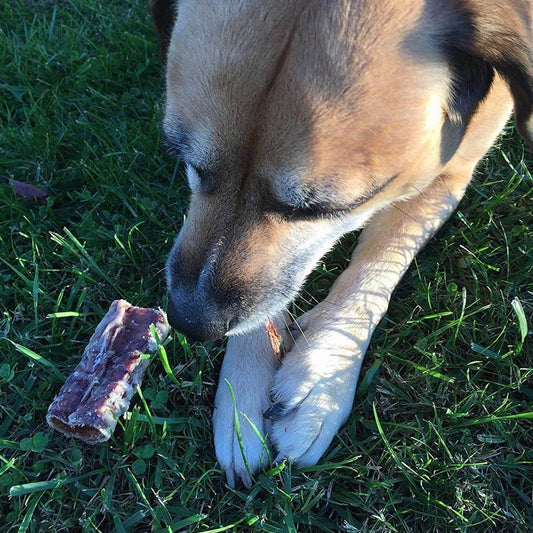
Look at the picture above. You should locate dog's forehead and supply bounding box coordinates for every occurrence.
[165,0,443,178]
[165,0,305,144]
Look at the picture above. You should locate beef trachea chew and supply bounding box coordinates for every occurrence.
[47,299,170,443]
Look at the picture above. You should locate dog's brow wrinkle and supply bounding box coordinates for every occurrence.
[263,5,305,99]
[243,2,308,174]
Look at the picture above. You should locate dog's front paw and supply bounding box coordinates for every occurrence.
[267,319,363,466]
[213,377,271,488]
[213,317,290,487]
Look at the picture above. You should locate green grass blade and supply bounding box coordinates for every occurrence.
[455,411,533,427]
[153,514,208,533]
[511,297,528,344]
[356,357,382,396]
[150,323,180,386]
[46,311,83,318]
[225,378,253,484]
[8,340,64,379]
[135,385,157,437]
[10,470,105,496]
[241,412,271,467]
[17,492,44,533]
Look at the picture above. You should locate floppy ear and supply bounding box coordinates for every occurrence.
[445,0,533,147]
[148,0,177,63]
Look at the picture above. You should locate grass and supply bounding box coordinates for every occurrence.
[0,1,531,531]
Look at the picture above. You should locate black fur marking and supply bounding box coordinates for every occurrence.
[445,0,533,146]
[444,47,494,127]
[149,0,177,62]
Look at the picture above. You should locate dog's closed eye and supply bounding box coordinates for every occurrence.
[266,199,358,220]
[267,175,397,221]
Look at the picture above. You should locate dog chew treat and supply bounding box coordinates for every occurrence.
[47,300,170,444]
[266,319,284,363]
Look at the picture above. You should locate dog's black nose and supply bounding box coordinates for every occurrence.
[166,290,230,341]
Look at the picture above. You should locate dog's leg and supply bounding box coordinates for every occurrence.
[213,312,291,487]
[268,169,475,466]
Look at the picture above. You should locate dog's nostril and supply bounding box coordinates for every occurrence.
[166,291,231,342]
[166,296,181,330]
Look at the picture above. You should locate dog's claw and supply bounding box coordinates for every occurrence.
[288,322,300,333]
[226,468,236,488]
[287,321,304,341]
[263,402,285,419]
[240,470,253,489]
[287,317,313,344]
[225,467,253,489]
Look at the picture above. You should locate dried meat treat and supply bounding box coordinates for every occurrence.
[47,300,170,443]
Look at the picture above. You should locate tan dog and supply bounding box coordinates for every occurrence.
[150,0,533,486]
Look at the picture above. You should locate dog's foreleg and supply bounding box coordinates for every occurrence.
[268,170,474,466]
[213,312,292,487]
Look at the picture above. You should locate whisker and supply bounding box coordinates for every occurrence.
[278,293,311,348]
[297,288,343,310]
[280,291,307,317]
[300,288,322,305]
[280,312,298,346]
[293,292,317,309]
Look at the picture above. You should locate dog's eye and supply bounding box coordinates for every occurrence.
[269,202,350,220]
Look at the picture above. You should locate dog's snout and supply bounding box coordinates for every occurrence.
[167,289,230,341]
[166,237,237,341]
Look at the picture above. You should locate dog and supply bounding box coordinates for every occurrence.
[149,0,533,487]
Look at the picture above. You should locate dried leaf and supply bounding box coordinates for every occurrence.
[266,320,284,363]
[1,176,49,204]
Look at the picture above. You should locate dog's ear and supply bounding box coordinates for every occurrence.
[148,0,177,63]
[444,0,533,147]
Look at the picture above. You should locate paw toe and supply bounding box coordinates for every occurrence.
[215,419,272,487]
[263,402,286,419]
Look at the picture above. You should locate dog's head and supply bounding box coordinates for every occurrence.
[152,0,533,340]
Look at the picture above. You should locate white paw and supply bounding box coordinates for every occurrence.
[267,314,364,466]
[213,314,291,487]
[213,375,271,488]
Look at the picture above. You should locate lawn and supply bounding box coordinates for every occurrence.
[1,1,532,532]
